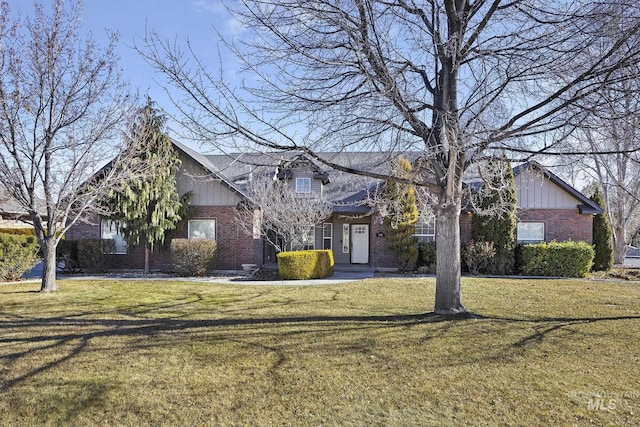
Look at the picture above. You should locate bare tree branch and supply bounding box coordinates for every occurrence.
[0,0,140,291]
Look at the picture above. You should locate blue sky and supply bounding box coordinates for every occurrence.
[82,0,242,93]
[11,0,245,145]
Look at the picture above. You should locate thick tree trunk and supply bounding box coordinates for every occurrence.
[613,225,627,264]
[40,240,58,292]
[434,201,466,314]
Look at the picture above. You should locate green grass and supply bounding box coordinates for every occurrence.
[1,277,639,426]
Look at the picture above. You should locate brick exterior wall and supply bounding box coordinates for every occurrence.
[65,213,101,240]
[65,206,593,272]
[65,206,262,272]
[370,211,472,269]
[516,208,593,244]
[188,206,262,270]
[370,215,398,268]
[369,208,592,269]
[460,212,472,243]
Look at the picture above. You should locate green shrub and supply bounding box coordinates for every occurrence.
[57,240,80,273]
[517,241,594,278]
[382,157,419,272]
[590,188,614,271]
[416,241,437,273]
[470,158,517,275]
[0,233,40,281]
[277,250,334,280]
[463,240,496,275]
[77,239,115,273]
[171,239,217,276]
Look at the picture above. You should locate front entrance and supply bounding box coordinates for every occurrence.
[351,224,369,264]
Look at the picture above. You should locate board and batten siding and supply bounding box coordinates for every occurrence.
[515,169,579,209]
[286,170,324,195]
[176,154,242,206]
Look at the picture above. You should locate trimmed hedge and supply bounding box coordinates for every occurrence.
[517,241,594,278]
[78,239,115,273]
[171,239,217,276]
[277,250,335,280]
[0,233,40,281]
[0,228,36,236]
[57,240,80,273]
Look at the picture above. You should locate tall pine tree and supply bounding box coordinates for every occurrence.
[382,157,419,272]
[108,98,184,273]
[471,158,517,275]
[590,187,614,271]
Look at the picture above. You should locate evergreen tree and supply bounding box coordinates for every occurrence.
[108,98,184,273]
[383,157,419,271]
[471,159,517,275]
[590,187,614,271]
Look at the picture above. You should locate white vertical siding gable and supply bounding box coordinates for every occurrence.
[515,168,581,209]
[176,153,242,206]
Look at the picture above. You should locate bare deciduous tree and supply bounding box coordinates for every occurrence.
[571,95,640,264]
[141,0,640,313]
[563,8,640,265]
[236,176,333,253]
[0,0,142,292]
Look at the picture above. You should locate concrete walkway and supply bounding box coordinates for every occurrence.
[206,269,375,286]
[20,263,376,286]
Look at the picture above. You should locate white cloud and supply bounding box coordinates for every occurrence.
[223,16,247,38]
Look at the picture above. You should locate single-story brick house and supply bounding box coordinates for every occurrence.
[65,140,602,271]
[0,188,45,231]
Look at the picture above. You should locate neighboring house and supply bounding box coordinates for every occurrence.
[511,162,602,244]
[0,188,43,231]
[65,141,602,271]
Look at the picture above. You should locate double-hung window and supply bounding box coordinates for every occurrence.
[415,215,436,243]
[323,223,332,250]
[295,177,311,194]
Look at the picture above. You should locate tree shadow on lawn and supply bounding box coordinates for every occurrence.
[1,299,639,393]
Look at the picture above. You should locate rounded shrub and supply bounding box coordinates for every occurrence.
[171,238,217,276]
[0,232,40,281]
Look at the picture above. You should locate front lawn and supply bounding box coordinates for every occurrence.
[1,278,639,426]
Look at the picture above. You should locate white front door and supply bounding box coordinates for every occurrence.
[351,224,369,264]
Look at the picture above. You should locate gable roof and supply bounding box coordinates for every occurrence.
[512,161,603,215]
[275,153,330,185]
[205,150,395,203]
[175,144,603,216]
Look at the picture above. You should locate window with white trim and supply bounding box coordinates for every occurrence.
[415,215,436,243]
[101,219,127,254]
[295,177,311,194]
[323,223,332,250]
[517,222,545,244]
[188,219,216,239]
